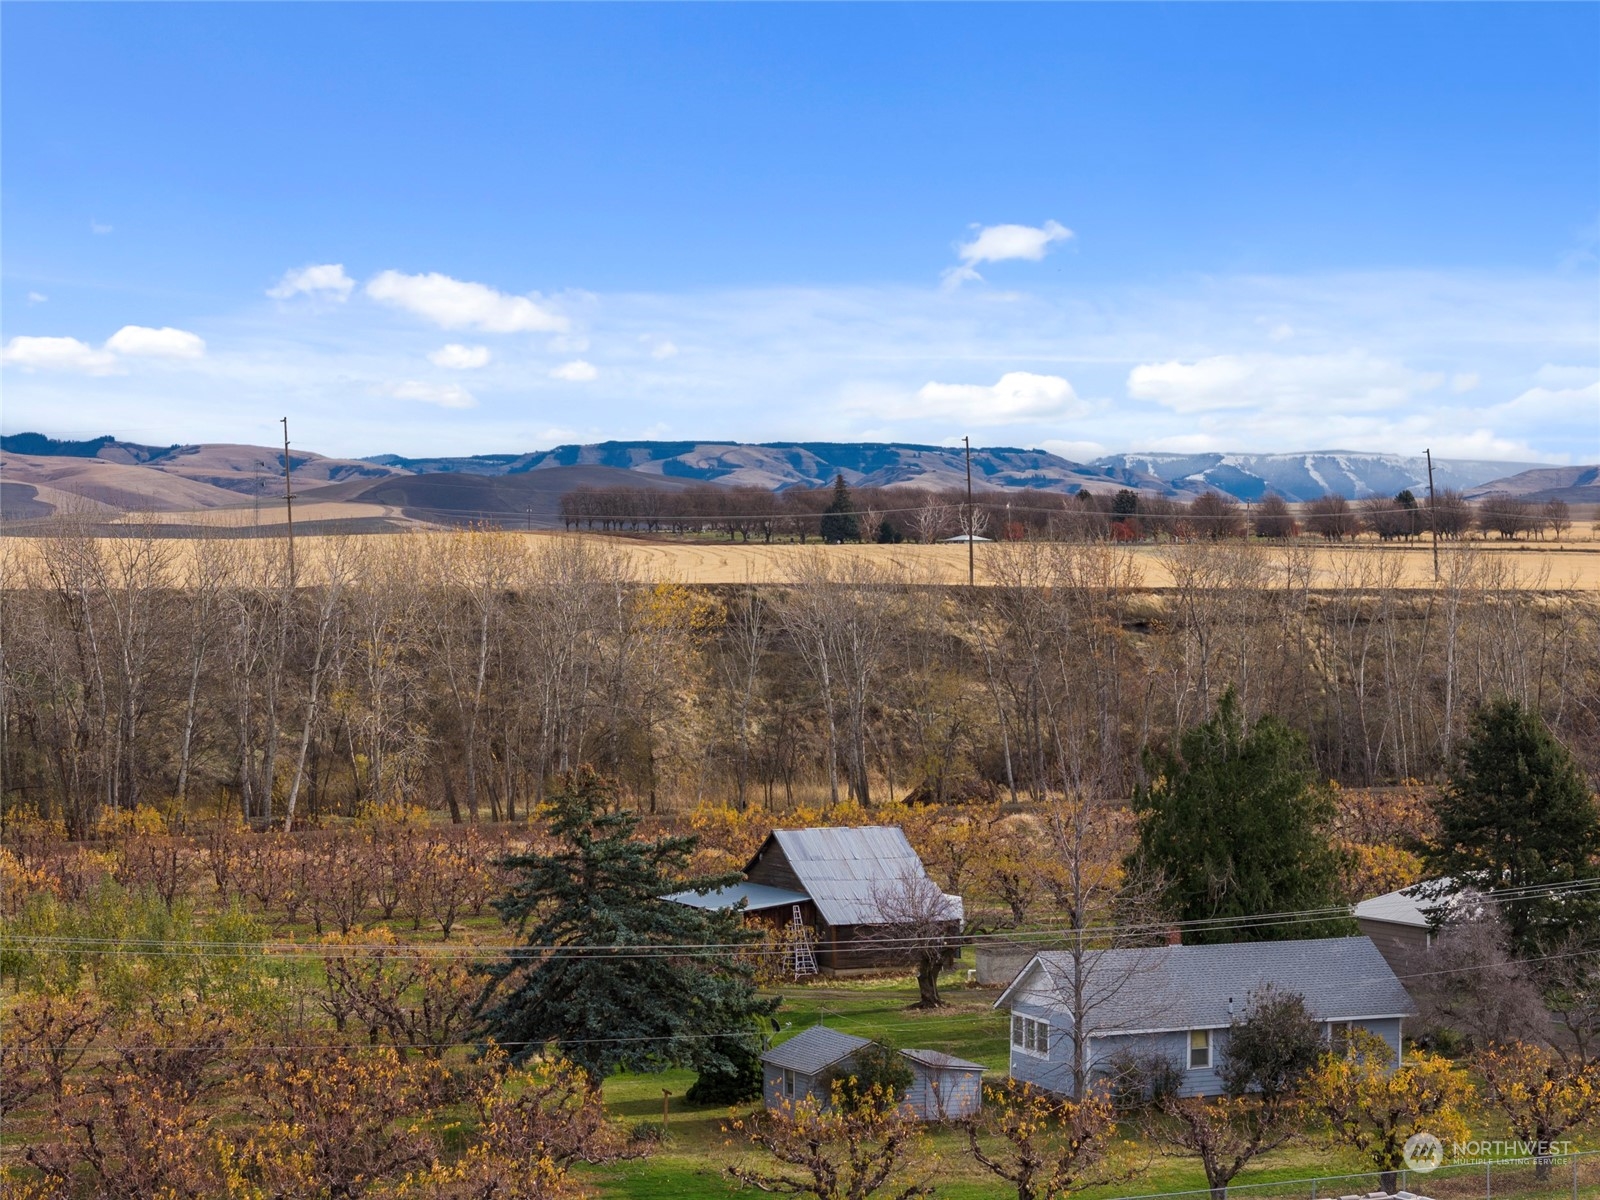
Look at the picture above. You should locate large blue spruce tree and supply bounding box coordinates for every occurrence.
[478,769,778,1096]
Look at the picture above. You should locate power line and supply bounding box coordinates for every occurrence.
[8,877,1596,961]
[9,942,1600,1058]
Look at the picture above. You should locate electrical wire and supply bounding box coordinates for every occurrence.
[7,942,1598,1058]
[5,876,1595,960]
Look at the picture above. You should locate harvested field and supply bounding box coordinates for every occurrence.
[105,500,412,527]
[6,529,1600,589]
[598,536,1600,589]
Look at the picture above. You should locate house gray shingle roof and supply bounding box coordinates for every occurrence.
[762,1026,871,1075]
[997,936,1417,1035]
[756,827,964,928]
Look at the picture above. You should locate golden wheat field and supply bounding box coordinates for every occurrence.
[609,535,1600,588]
[7,529,1600,589]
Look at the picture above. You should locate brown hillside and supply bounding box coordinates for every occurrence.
[303,465,713,527]
[0,451,250,514]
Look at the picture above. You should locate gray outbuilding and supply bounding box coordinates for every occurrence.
[760,1025,986,1121]
[900,1048,986,1121]
[762,1026,871,1112]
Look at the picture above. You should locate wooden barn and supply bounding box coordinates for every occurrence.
[668,825,963,976]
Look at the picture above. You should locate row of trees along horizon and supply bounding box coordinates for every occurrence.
[2,521,1595,837]
[559,474,1576,543]
[5,697,1600,1199]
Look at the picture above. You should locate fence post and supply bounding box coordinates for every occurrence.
[1485,1159,1491,1199]
[1574,1153,1580,1200]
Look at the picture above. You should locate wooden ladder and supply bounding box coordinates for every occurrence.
[789,905,818,979]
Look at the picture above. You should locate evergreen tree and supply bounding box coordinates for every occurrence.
[1394,489,1423,537]
[1112,488,1140,517]
[1424,699,1600,956]
[819,474,860,543]
[478,769,779,1085]
[1129,691,1353,943]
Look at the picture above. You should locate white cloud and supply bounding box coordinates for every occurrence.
[1268,322,1296,342]
[1450,371,1480,393]
[940,264,985,290]
[105,325,206,359]
[650,340,679,360]
[957,220,1074,266]
[1143,433,1228,454]
[915,371,1085,423]
[1494,380,1600,423]
[0,336,120,375]
[1127,351,1433,414]
[367,270,567,333]
[1534,363,1600,389]
[90,220,113,235]
[549,359,598,382]
[1421,428,1548,460]
[942,220,1074,289]
[428,343,491,369]
[382,380,477,409]
[26,291,47,305]
[1,266,1590,463]
[268,263,355,301]
[1040,438,1107,463]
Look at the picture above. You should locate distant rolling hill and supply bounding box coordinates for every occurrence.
[370,441,1549,504]
[303,465,707,527]
[1466,464,1600,505]
[0,451,250,513]
[1,431,1571,522]
[369,440,1175,495]
[1091,451,1545,503]
[0,433,405,497]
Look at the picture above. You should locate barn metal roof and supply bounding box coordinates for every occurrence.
[752,826,964,928]
[664,882,810,912]
[995,936,1417,1035]
[761,1026,871,1075]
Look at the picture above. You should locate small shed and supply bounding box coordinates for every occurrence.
[901,1048,986,1121]
[762,1026,869,1112]
[760,1026,986,1121]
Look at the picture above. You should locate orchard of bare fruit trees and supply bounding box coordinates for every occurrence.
[5,520,1600,1196]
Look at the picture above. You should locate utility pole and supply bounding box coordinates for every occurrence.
[281,418,296,588]
[964,435,975,587]
[1424,447,1439,582]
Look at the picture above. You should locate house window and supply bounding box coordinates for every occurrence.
[1188,1029,1212,1070]
[1011,1015,1049,1058]
[782,1068,796,1097]
[1328,1022,1352,1054]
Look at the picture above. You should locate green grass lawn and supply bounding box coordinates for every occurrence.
[585,969,1423,1200]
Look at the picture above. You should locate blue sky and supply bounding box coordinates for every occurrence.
[3,3,1597,462]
